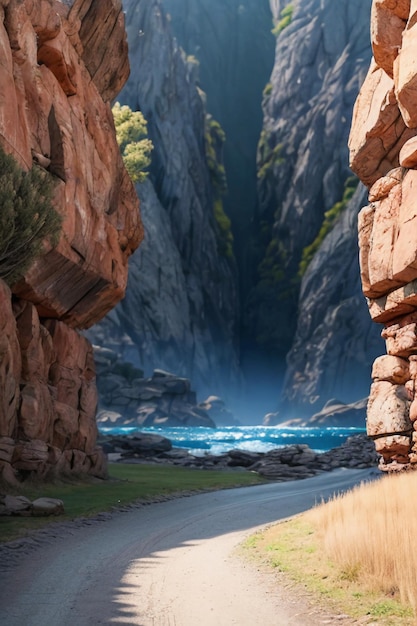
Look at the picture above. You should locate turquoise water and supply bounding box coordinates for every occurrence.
[99,425,365,456]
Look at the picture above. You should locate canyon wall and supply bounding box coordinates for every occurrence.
[250,0,385,415]
[281,183,384,417]
[88,0,242,403]
[89,0,384,420]
[350,0,417,469]
[0,0,140,484]
[161,0,275,293]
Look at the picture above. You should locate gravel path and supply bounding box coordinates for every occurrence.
[0,468,377,625]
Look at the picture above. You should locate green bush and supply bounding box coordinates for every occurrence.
[112,102,153,183]
[204,115,234,260]
[263,82,273,99]
[205,116,227,196]
[0,146,61,286]
[257,132,285,180]
[214,199,234,260]
[272,4,294,37]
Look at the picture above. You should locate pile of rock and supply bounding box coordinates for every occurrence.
[95,348,237,428]
[349,0,417,470]
[101,432,379,481]
[0,495,64,517]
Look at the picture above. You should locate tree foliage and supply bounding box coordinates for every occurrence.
[0,146,61,286]
[112,102,153,183]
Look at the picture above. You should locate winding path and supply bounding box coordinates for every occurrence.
[0,468,375,625]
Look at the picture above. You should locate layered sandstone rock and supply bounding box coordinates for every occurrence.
[0,0,141,328]
[0,0,141,483]
[349,0,417,470]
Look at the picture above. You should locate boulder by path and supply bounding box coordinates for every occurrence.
[0,495,64,517]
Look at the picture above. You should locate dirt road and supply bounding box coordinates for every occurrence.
[0,468,376,625]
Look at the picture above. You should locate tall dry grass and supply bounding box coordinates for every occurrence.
[307,472,417,612]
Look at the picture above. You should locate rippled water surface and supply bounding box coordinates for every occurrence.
[99,425,365,455]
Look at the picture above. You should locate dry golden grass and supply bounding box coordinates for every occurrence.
[308,472,417,613]
[243,473,417,624]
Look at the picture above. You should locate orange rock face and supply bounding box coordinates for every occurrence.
[0,0,142,482]
[350,0,417,470]
[0,0,142,328]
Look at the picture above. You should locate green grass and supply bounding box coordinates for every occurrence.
[0,463,265,543]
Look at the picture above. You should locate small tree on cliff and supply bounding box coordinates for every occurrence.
[0,146,61,286]
[112,102,153,183]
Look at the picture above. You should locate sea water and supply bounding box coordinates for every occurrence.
[99,425,365,456]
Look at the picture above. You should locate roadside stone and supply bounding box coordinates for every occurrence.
[32,498,65,517]
[0,495,33,516]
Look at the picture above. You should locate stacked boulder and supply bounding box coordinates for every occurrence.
[96,365,216,429]
[349,0,417,470]
[0,0,141,484]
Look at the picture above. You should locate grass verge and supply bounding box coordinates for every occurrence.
[242,473,417,626]
[0,463,265,543]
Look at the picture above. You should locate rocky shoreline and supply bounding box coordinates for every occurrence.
[101,431,379,481]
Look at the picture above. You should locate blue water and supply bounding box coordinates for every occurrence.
[99,425,365,456]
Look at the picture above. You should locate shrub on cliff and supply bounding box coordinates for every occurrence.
[0,146,61,286]
[272,4,294,37]
[112,102,153,183]
[204,115,234,260]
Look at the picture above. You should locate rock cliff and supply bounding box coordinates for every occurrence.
[350,0,417,470]
[88,0,241,401]
[161,0,275,291]
[0,0,141,484]
[90,0,383,419]
[248,0,375,409]
[281,184,384,417]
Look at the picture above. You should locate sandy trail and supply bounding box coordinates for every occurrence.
[0,468,376,626]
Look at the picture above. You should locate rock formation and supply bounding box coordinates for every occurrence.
[248,0,376,412]
[94,352,217,429]
[102,432,378,479]
[88,0,241,402]
[349,0,417,470]
[0,0,141,484]
[161,0,275,290]
[279,184,384,417]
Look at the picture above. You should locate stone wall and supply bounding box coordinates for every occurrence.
[349,0,417,470]
[0,0,141,484]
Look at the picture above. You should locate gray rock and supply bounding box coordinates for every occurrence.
[31,498,64,517]
[88,0,241,404]
[198,396,238,426]
[96,367,216,428]
[120,434,172,457]
[281,186,383,416]
[0,495,32,516]
[245,0,376,408]
[105,431,378,482]
[309,398,368,428]
[162,0,275,290]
